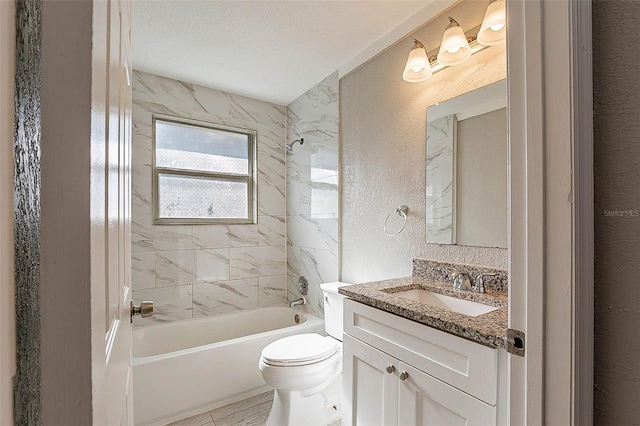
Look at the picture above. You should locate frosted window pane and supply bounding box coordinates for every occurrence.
[156,120,249,175]
[158,174,248,219]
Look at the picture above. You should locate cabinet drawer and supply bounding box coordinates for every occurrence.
[344,299,498,405]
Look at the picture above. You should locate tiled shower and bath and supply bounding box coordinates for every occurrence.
[130,70,338,324]
[129,70,339,424]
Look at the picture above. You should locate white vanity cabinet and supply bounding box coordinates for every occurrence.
[342,299,507,426]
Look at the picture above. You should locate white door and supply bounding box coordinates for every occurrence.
[90,0,135,424]
[343,335,399,426]
[507,0,593,423]
[397,362,496,426]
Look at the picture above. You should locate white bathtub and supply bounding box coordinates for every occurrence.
[133,307,325,425]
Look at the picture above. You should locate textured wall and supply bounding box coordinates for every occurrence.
[340,0,507,284]
[1,1,16,425]
[131,71,287,325]
[286,72,339,316]
[593,1,640,423]
[13,0,42,423]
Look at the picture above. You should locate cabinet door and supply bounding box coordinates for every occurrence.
[343,335,399,426]
[397,362,496,426]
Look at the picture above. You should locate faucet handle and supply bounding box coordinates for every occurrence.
[474,273,497,293]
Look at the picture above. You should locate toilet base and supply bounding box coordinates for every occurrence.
[266,377,341,426]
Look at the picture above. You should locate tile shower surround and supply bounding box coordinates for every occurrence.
[285,72,340,317]
[131,71,287,325]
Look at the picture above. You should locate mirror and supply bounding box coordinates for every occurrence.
[426,79,507,248]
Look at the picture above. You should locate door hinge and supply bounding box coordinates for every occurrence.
[505,329,525,357]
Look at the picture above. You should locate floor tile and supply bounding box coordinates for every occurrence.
[167,389,342,426]
[209,391,273,426]
[165,411,213,426]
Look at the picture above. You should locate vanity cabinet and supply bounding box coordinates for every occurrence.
[342,299,507,426]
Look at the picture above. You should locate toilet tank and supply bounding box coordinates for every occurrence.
[320,282,351,341]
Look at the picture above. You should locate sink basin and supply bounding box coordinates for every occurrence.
[389,289,499,317]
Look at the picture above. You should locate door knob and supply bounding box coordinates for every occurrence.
[386,365,396,374]
[399,371,409,381]
[130,300,153,323]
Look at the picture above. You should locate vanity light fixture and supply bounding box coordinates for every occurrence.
[402,6,507,83]
[402,39,432,82]
[477,0,506,46]
[436,17,472,66]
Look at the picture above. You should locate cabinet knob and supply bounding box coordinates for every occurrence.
[386,365,395,374]
[399,371,409,381]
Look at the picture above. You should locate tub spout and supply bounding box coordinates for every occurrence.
[289,297,307,308]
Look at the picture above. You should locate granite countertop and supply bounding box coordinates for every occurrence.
[339,276,508,349]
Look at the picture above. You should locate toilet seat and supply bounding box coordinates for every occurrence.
[261,334,337,367]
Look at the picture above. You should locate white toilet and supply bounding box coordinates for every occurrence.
[259,282,349,426]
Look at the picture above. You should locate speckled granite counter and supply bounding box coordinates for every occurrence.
[338,276,508,349]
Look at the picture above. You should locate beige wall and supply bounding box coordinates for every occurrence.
[456,108,507,248]
[0,1,15,424]
[340,0,507,284]
[593,1,640,423]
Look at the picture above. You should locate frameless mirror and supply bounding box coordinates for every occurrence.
[426,79,507,248]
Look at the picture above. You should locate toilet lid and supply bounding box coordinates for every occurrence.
[262,334,337,367]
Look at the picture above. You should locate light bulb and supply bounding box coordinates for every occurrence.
[402,39,432,82]
[478,0,506,46]
[407,56,427,72]
[436,17,471,66]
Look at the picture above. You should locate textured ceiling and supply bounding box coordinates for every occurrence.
[131,0,433,105]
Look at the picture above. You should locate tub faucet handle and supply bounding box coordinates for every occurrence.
[297,276,308,295]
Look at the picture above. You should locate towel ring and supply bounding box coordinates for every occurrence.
[384,205,408,236]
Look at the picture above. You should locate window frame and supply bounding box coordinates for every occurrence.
[152,114,257,225]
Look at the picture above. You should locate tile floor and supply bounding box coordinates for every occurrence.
[165,391,341,426]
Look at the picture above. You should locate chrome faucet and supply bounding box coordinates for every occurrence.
[289,296,307,308]
[450,270,497,293]
[450,271,475,291]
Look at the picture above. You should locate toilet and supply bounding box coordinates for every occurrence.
[259,282,350,426]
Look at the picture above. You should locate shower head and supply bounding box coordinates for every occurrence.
[285,138,304,152]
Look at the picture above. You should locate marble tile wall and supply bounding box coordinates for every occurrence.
[286,72,340,317]
[131,70,287,326]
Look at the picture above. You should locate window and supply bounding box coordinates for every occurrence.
[153,115,257,224]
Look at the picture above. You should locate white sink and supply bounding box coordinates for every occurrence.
[390,289,499,317]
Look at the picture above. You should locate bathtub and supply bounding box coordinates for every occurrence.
[132,307,325,426]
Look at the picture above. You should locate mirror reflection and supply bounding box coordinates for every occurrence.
[426,79,507,248]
